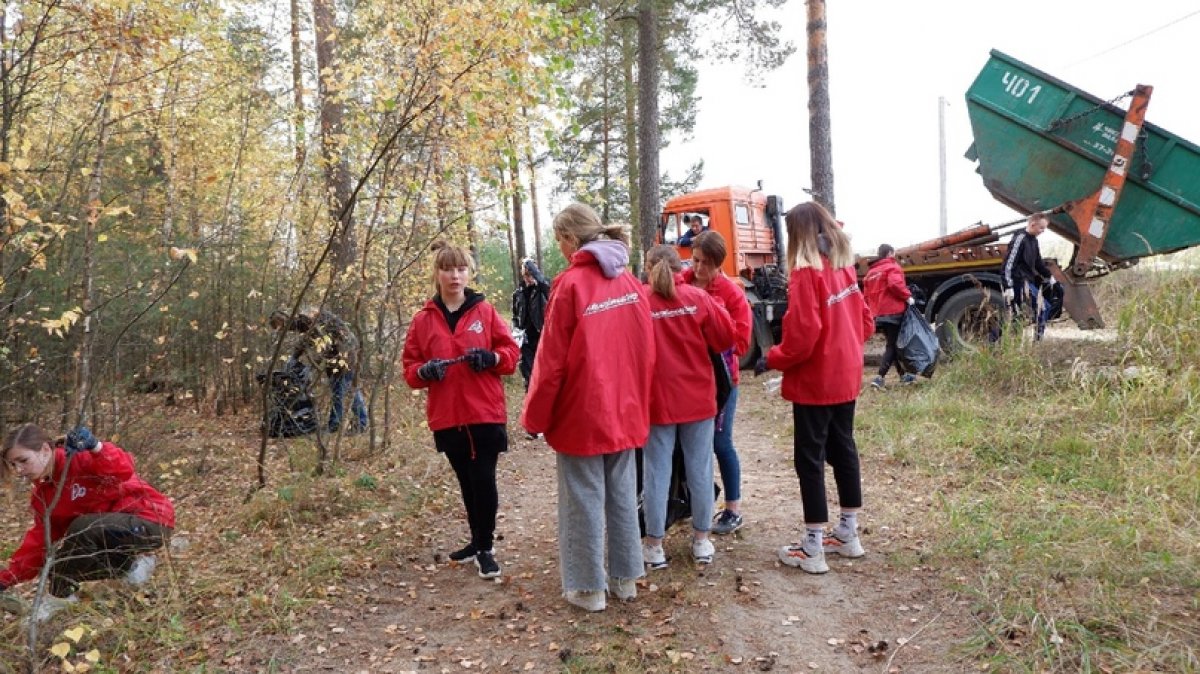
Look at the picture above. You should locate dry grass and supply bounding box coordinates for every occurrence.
[858,268,1200,672]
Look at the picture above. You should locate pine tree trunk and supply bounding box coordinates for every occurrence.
[290,0,306,170]
[460,172,481,270]
[636,0,659,264]
[622,20,640,263]
[806,0,835,215]
[525,146,543,268]
[75,32,125,423]
[312,0,356,273]
[510,156,526,263]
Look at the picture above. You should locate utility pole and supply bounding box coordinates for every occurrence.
[806,0,834,215]
[938,96,948,236]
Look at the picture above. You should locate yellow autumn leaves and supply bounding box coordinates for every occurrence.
[49,625,101,672]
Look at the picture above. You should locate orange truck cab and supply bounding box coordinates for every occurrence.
[658,185,790,368]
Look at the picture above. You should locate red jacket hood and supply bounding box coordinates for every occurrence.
[521,256,655,455]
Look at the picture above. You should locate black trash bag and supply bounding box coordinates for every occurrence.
[897,305,940,378]
[257,360,318,438]
[711,349,733,413]
[1041,280,1065,321]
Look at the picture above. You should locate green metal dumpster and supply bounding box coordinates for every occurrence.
[965,50,1200,263]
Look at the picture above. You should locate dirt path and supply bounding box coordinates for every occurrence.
[283,378,975,673]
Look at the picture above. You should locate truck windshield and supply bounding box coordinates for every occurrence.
[662,213,680,244]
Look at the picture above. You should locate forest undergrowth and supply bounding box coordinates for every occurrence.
[0,270,1197,673]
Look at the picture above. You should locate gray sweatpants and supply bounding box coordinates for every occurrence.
[556,450,644,593]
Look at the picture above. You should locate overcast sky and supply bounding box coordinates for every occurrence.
[659,0,1200,252]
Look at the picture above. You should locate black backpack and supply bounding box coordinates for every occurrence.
[258,361,318,438]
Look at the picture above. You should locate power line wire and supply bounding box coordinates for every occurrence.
[1062,8,1200,68]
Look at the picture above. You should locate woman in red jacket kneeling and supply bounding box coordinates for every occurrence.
[756,202,875,575]
[402,241,520,581]
[1,424,175,621]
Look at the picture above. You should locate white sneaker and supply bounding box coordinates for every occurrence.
[778,544,829,574]
[32,594,78,623]
[823,532,866,558]
[691,537,715,564]
[642,543,668,570]
[564,590,606,612]
[124,555,157,586]
[608,577,637,601]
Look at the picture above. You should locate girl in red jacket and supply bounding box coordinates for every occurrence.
[402,241,520,580]
[1,424,175,621]
[521,203,654,612]
[862,243,915,389]
[641,245,734,569]
[756,202,875,574]
[683,230,753,534]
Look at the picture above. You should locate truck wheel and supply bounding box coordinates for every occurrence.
[935,287,1005,352]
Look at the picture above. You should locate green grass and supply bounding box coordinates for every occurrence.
[860,269,1200,672]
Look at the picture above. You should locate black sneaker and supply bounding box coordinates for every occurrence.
[475,550,501,579]
[449,543,478,562]
[712,509,744,535]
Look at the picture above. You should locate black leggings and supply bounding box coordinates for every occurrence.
[876,318,903,377]
[792,402,862,525]
[434,424,507,551]
[52,513,170,597]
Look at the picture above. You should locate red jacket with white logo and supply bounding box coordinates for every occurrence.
[402,293,520,432]
[766,261,875,405]
[0,443,175,587]
[521,243,655,456]
[681,269,752,386]
[862,256,911,319]
[647,275,736,424]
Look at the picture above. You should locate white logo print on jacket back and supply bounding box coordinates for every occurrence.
[70,483,87,501]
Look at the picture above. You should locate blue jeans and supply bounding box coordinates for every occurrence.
[714,386,741,503]
[642,419,716,539]
[329,370,368,431]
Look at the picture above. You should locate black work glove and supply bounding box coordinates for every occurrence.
[465,347,499,372]
[65,426,99,456]
[753,357,769,377]
[417,359,451,382]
